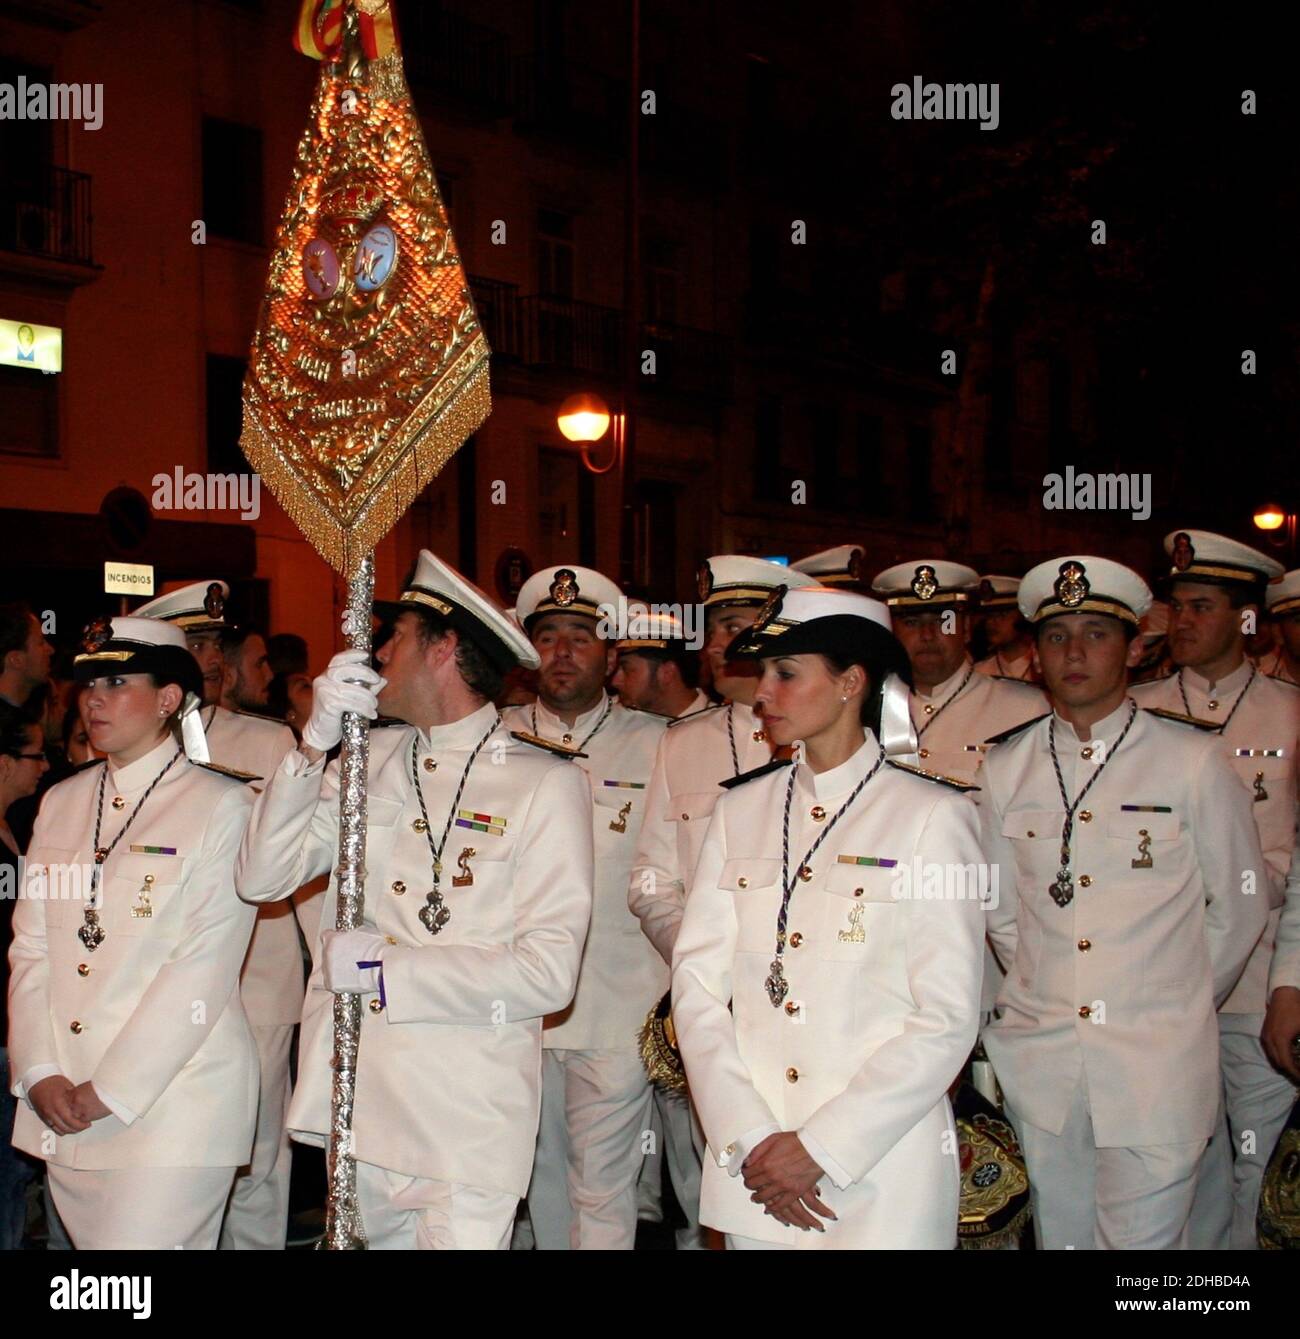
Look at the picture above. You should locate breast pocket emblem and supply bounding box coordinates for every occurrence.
[837,903,865,944]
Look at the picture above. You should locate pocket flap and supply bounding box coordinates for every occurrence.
[824,859,900,902]
[106,851,186,886]
[668,792,719,823]
[718,857,781,891]
[1001,810,1060,840]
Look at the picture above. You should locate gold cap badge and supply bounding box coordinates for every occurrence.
[1171,532,1195,572]
[911,565,939,601]
[1055,561,1089,608]
[549,568,578,608]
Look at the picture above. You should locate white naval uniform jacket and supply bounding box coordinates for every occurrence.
[980,702,1270,1147]
[1131,665,1300,1018]
[672,733,986,1248]
[911,659,1047,782]
[630,700,774,965]
[502,695,668,1050]
[910,660,1046,1014]
[204,706,304,1027]
[234,704,594,1196]
[8,739,258,1169]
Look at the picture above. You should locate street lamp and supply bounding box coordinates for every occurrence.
[557,392,623,475]
[1253,501,1297,564]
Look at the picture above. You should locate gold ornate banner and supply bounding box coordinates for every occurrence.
[242,2,489,576]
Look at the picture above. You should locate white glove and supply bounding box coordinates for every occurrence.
[321,928,388,994]
[301,649,386,752]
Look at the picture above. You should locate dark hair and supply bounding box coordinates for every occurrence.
[219,624,264,666]
[267,633,308,678]
[408,607,504,702]
[821,650,913,735]
[0,602,35,660]
[61,686,89,754]
[630,646,701,690]
[0,700,36,758]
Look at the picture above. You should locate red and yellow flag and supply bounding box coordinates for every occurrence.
[294,0,400,61]
[293,0,345,60]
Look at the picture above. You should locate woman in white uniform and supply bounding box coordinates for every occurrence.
[671,586,986,1249]
[7,616,258,1249]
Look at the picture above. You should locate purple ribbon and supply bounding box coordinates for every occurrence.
[357,960,386,1008]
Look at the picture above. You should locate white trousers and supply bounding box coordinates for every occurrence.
[526,1047,654,1250]
[1188,1019,1297,1250]
[220,1021,293,1250]
[354,1161,517,1250]
[656,1086,705,1249]
[48,1164,237,1250]
[1008,1076,1207,1250]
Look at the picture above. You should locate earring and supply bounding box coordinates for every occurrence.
[841,695,848,703]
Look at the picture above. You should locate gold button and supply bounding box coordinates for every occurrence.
[752,730,766,742]
[810,806,826,821]
[725,1142,737,1156]
[1078,939,1091,952]
[368,998,384,1013]
[919,748,930,759]
[391,880,406,895]
[737,876,749,889]
[423,757,437,772]
[77,963,90,977]
[1080,747,1093,760]
[384,935,398,945]
[111,795,125,810]
[1078,1005,1091,1018]
[1208,700,1219,711]
[789,932,803,948]
[562,733,573,744]
[923,704,934,715]
[412,818,428,834]
[681,812,690,821]
[1079,875,1093,888]
[784,1001,800,1016]
[797,865,812,881]
[853,887,864,898]
[1079,810,1092,823]
[785,1066,799,1083]
[70,1020,83,1034]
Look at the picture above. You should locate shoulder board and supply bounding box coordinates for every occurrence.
[885,759,979,791]
[1142,707,1220,731]
[372,716,408,729]
[193,760,262,782]
[719,757,792,789]
[983,713,1050,746]
[666,703,723,729]
[508,730,588,760]
[231,707,278,722]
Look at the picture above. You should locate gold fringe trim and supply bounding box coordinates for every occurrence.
[242,345,490,578]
